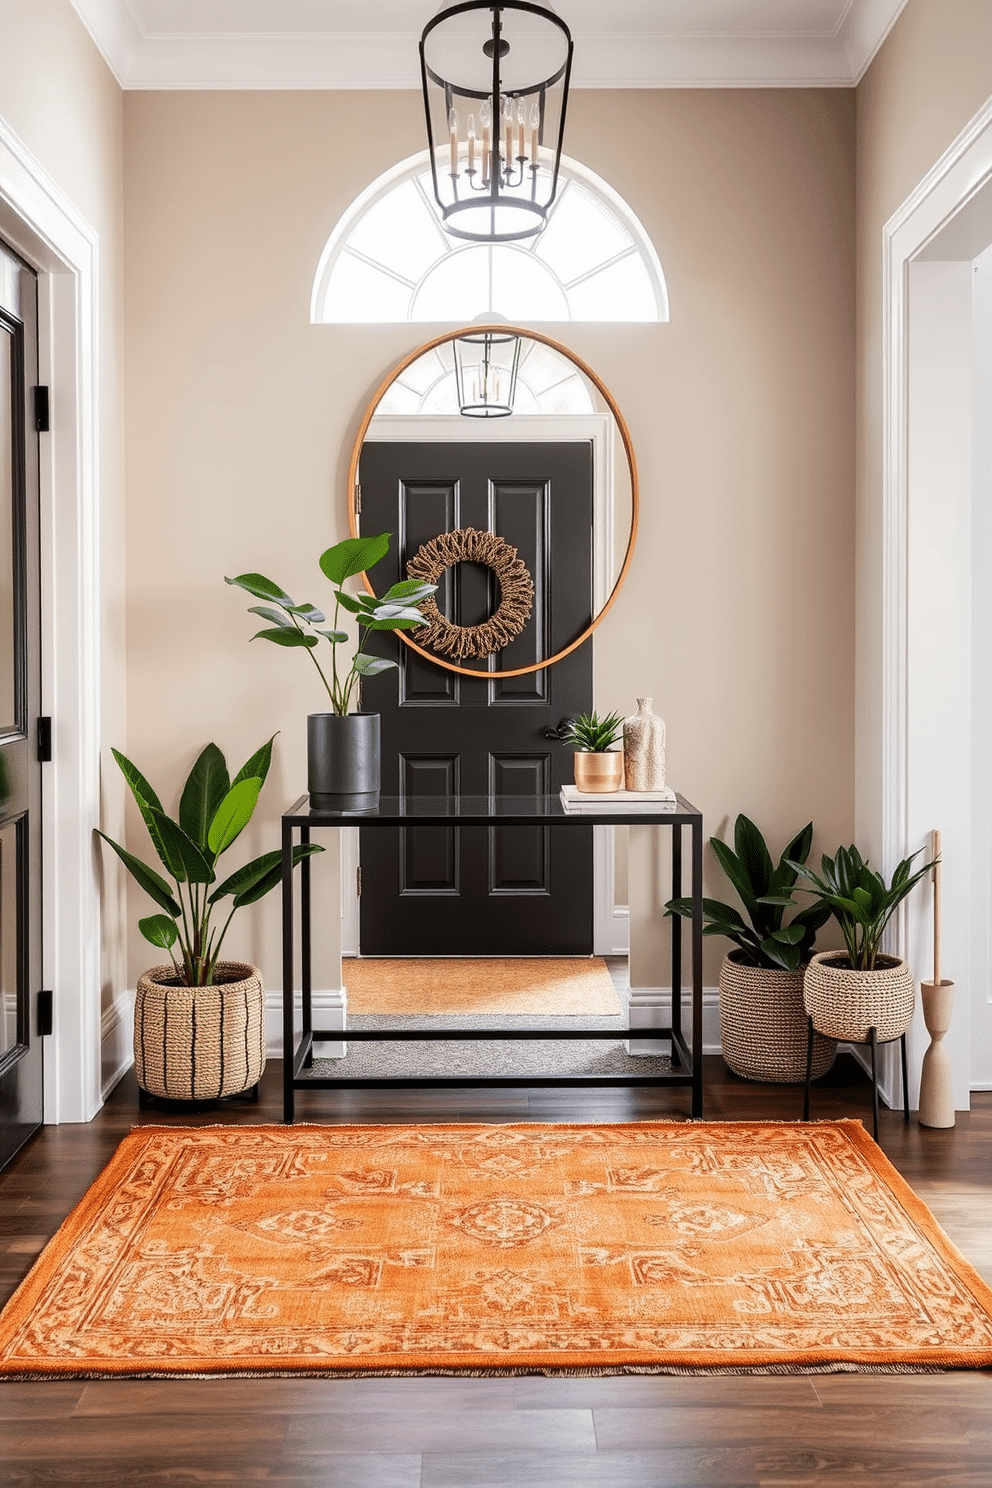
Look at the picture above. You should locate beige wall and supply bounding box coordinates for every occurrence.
[856,0,992,855]
[0,1,127,1026]
[123,86,855,987]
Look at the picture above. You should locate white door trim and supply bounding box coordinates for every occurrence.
[343,414,626,956]
[0,116,103,1124]
[880,95,992,1109]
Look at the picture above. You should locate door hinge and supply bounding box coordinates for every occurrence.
[33,386,50,433]
[357,866,362,899]
[38,989,53,1037]
[354,482,362,515]
[36,716,52,763]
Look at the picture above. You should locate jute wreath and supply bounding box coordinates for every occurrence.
[406,527,535,661]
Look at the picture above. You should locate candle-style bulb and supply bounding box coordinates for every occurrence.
[480,98,492,129]
[448,107,459,135]
[529,100,540,165]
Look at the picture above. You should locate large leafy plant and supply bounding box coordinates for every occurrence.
[788,843,934,971]
[667,815,831,971]
[97,738,323,986]
[226,533,436,717]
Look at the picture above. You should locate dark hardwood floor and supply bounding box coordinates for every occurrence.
[1,1056,989,1487]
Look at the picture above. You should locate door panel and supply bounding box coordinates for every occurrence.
[0,240,43,1169]
[358,440,593,955]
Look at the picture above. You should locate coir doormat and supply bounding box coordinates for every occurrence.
[342,957,623,1016]
[2,1121,991,1378]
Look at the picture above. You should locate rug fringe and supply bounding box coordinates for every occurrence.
[0,1362,952,1381]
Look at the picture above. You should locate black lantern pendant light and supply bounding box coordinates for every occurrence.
[420,1,573,243]
[453,325,521,416]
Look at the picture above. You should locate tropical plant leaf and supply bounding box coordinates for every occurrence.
[95,831,181,916]
[365,615,429,632]
[111,748,178,872]
[246,605,294,628]
[225,572,296,607]
[709,838,761,923]
[179,743,230,850]
[319,533,392,586]
[759,934,801,970]
[734,815,773,899]
[228,844,325,908]
[333,590,368,615]
[251,627,318,648]
[139,914,178,950]
[381,579,437,603]
[317,629,350,644]
[352,653,397,676]
[111,748,164,816]
[286,603,326,624]
[149,809,215,883]
[232,736,276,791]
[208,844,321,903]
[207,777,262,858]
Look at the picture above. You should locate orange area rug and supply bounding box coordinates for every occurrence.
[2,1120,991,1378]
[342,957,622,1015]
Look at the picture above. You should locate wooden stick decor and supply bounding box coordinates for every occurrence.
[932,827,941,987]
[406,527,535,661]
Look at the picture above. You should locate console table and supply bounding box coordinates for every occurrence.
[280,792,703,1122]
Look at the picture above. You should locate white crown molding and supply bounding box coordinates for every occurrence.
[69,1,908,91]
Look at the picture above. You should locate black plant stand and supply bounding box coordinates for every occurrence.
[280,791,704,1123]
[803,1016,909,1142]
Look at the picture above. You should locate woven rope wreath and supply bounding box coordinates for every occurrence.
[406,527,535,661]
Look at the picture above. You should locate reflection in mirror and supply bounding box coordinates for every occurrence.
[349,328,636,680]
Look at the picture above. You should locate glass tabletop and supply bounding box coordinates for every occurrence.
[283,792,701,827]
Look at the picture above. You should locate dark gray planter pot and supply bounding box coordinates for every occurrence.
[307,712,381,810]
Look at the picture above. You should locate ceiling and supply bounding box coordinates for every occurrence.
[68,0,908,90]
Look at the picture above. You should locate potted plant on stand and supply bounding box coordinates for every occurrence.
[667,815,834,1081]
[789,843,934,1046]
[226,533,435,809]
[98,736,323,1104]
[560,711,625,793]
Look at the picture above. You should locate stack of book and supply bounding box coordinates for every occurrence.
[560,784,678,812]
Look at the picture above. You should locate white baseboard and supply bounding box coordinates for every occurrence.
[623,985,721,1056]
[101,989,134,1099]
[264,988,348,1059]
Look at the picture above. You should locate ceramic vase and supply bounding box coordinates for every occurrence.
[918,979,955,1128]
[623,697,666,791]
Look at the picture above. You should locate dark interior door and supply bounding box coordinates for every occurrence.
[0,240,43,1168]
[358,439,593,955]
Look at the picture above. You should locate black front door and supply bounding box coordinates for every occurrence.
[358,440,593,955]
[0,240,43,1168]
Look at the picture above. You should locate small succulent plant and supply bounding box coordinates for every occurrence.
[559,711,624,753]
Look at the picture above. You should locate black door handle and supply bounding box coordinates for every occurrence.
[544,717,575,741]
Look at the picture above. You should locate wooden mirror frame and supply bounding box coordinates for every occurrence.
[347,325,639,679]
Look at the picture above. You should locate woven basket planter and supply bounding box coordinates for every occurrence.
[134,961,265,1101]
[803,951,915,1044]
[719,951,836,1083]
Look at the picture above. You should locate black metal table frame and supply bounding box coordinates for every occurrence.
[280,793,704,1122]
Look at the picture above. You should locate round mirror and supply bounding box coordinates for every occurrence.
[347,326,638,679]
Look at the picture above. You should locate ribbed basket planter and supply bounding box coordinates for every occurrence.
[719,951,836,1083]
[134,961,265,1101]
[803,951,915,1044]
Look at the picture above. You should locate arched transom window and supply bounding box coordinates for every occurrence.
[311,153,668,325]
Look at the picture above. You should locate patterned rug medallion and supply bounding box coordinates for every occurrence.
[342,957,623,1016]
[2,1120,991,1378]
